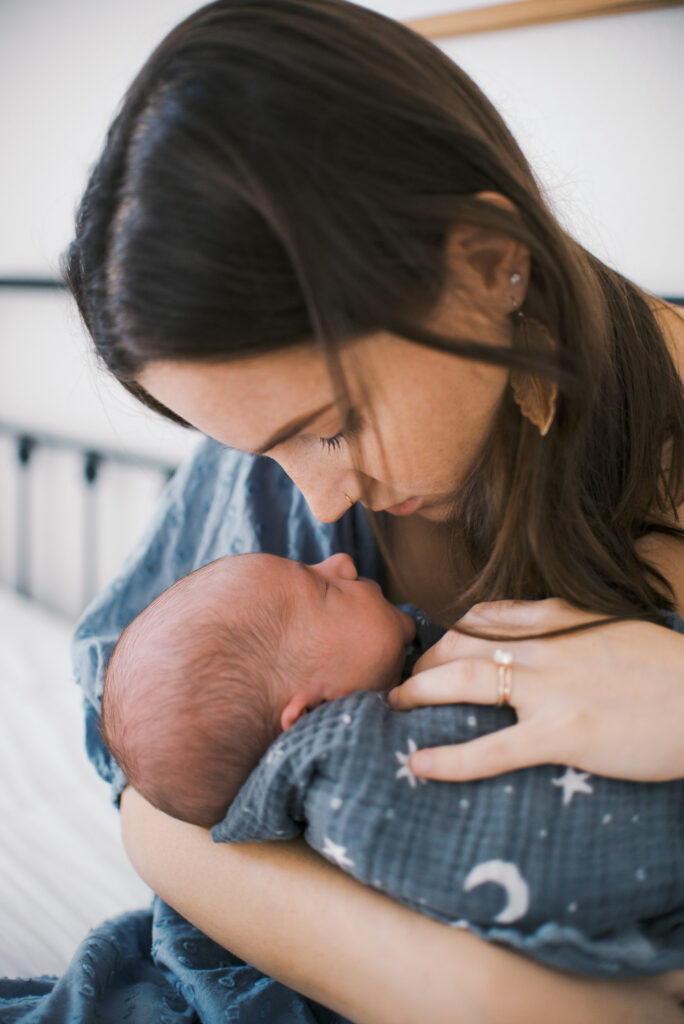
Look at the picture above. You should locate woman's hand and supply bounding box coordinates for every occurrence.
[387,598,684,783]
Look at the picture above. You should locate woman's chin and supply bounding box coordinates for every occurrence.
[415,501,452,522]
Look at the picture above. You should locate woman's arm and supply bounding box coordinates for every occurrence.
[121,787,684,1024]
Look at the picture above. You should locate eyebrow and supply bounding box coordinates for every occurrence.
[253,402,336,455]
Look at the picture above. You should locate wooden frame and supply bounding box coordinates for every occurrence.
[405,0,684,40]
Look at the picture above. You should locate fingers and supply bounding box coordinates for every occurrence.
[413,633,476,674]
[654,970,684,1000]
[461,598,577,635]
[413,598,608,674]
[461,597,611,635]
[465,598,559,626]
[388,658,511,711]
[408,721,553,781]
[412,601,555,674]
[413,631,503,673]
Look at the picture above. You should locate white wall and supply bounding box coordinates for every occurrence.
[2,0,682,436]
[1,0,682,614]
[439,8,684,295]
[1,0,682,288]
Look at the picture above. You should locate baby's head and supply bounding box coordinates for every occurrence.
[102,553,414,827]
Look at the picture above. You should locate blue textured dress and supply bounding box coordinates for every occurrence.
[0,440,374,1024]
[1,437,682,1022]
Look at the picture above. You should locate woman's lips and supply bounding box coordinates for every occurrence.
[382,496,423,516]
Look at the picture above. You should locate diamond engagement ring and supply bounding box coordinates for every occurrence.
[493,649,514,707]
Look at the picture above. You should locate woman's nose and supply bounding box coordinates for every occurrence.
[312,553,359,582]
[269,453,353,524]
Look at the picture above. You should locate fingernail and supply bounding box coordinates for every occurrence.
[411,752,432,774]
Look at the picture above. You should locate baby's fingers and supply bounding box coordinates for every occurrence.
[388,658,505,711]
[409,720,554,781]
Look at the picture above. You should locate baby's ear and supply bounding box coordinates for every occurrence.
[280,690,316,732]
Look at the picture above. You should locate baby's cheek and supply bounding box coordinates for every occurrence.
[375,631,408,687]
[348,646,390,692]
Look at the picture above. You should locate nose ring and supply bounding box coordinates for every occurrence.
[345,493,355,506]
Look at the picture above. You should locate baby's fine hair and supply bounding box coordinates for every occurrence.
[101,558,295,827]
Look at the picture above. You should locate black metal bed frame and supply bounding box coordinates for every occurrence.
[0,420,178,610]
[0,279,183,609]
[2,278,682,608]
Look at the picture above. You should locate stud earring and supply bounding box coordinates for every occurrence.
[509,270,522,310]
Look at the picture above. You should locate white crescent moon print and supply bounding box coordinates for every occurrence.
[463,860,531,924]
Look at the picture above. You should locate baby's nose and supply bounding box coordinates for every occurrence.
[316,553,358,581]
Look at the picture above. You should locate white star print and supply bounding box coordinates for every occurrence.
[551,767,594,806]
[395,738,427,788]
[321,836,355,869]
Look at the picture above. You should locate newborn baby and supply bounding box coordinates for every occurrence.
[102,552,684,978]
[102,551,415,827]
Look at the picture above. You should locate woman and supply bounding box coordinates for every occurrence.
[64,0,684,1019]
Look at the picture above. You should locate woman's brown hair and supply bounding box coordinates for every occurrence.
[62,0,684,633]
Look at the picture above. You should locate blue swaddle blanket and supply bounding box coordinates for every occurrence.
[2,438,682,1022]
[212,620,684,976]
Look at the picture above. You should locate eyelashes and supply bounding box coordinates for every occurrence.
[318,407,363,454]
[319,432,345,452]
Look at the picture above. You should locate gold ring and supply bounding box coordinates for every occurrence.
[344,493,354,505]
[493,649,514,707]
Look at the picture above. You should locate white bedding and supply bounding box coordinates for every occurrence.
[0,584,151,980]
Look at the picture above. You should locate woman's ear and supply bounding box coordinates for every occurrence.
[280,690,318,732]
[444,191,530,316]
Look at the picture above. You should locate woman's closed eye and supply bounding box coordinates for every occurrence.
[319,431,346,453]
[317,408,363,454]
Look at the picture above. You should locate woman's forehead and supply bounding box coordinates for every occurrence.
[138,332,436,451]
[139,344,337,450]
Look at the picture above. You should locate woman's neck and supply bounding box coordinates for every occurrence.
[382,513,468,622]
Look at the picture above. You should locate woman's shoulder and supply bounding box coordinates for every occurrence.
[633,294,684,617]
[644,294,684,377]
